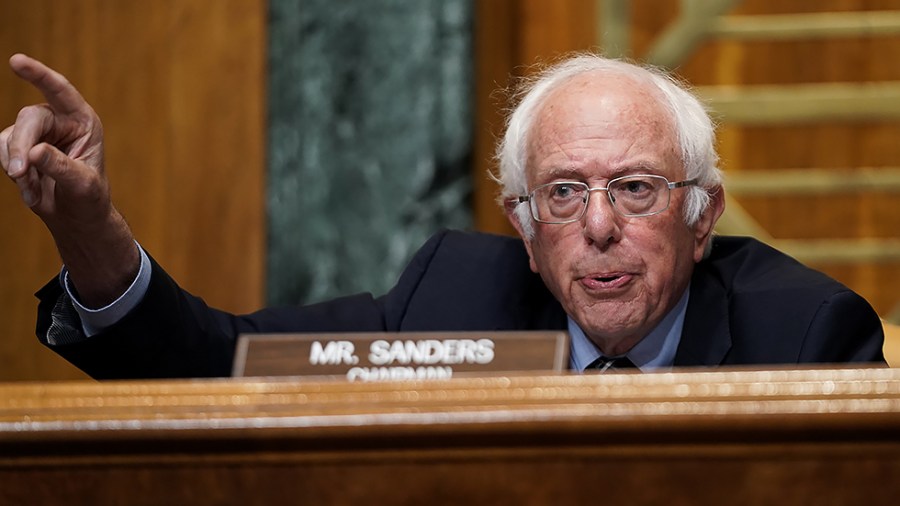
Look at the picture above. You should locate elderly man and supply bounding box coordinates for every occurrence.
[2,53,884,378]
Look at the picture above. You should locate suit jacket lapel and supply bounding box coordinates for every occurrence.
[674,263,733,366]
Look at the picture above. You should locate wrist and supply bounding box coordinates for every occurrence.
[51,207,139,308]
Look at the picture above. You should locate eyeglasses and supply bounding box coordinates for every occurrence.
[515,174,699,224]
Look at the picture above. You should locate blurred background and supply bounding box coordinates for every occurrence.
[1,0,898,380]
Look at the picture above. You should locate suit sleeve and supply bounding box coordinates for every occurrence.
[798,289,886,364]
[34,231,453,380]
[36,254,395,379]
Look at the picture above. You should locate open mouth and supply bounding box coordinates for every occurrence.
[582,273,631,290]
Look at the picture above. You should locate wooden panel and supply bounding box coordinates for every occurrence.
[473,0,517,234]
[0,1,266,380]
[2,368,900,504]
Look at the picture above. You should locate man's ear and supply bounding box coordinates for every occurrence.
[505,201,540,273]
[693,186,726,263]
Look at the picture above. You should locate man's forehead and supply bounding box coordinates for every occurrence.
[530,76,675,139]
[539,71,667,119]
[525,73,678,175]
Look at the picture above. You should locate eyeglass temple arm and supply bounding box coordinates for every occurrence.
[669,177,699,189]
[503,196,530,213]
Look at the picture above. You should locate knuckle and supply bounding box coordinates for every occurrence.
[15,104,45,121]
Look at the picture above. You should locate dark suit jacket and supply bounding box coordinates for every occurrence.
[36,231,885,379]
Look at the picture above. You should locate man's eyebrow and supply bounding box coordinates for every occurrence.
[609,164,663,178]
[541,167,585,181]
[539,163,663,182]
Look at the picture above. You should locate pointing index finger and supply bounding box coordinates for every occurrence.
[9,53,88,116]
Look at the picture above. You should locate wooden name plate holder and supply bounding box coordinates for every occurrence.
[233,331,570,379]
[2,367,900,504]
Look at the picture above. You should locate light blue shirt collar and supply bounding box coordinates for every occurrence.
[567,285,690,372]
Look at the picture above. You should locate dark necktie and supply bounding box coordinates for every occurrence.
[587,355,638,372]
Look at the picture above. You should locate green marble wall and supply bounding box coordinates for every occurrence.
[268,0,473,305]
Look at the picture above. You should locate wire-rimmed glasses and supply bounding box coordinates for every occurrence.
[515,174,698,224]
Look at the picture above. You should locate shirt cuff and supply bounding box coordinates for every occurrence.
[61,243,152,337]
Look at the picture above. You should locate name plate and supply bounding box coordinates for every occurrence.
[232,331,569,381]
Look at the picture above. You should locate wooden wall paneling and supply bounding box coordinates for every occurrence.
[160,2,266,315]
[0,1,266,380]
[517,0,598,61]
[473,0,518,235]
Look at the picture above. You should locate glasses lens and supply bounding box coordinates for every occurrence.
[608,175,668,216]
[533,182,588,222]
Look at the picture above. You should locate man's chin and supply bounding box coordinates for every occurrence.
[578,318,645,352]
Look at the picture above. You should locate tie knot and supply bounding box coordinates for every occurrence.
[588,355,638,372]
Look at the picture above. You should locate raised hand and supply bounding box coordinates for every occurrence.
[1,54,138,307]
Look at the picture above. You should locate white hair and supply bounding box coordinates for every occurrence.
[495,54,722,238]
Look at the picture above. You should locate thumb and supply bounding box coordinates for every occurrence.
[11,165,40,208]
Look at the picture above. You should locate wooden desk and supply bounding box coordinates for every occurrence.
[2,367,899,505]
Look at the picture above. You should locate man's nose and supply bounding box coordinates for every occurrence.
[581,190,623,247]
